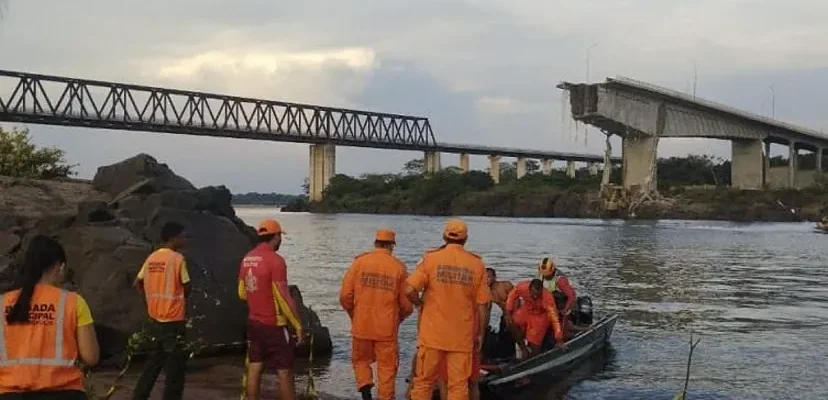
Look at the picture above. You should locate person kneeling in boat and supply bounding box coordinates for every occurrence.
[505,279,566,359]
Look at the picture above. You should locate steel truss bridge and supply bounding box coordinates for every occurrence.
[0,69,615,162]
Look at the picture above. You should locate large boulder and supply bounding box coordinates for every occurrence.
[92,153,195,198]
[0,154,332,363]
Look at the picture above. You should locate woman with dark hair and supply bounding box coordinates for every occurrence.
[0,235,99,399]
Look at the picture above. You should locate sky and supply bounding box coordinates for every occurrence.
[2,0,828,194]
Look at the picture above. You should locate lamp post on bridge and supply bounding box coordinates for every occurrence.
[586,43,598,83]
[688,58,697,99]
[768,85,775,118]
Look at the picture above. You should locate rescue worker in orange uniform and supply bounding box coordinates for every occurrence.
[505,279,565,359]
[132,221,191,400]
[405,293,448,400]
[238,219,304,400]
[340,229,413,400]
[0,235,100,399]
[538,257,577,318]
[406,218,491,400]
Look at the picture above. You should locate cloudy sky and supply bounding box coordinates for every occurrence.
[2,0,828,193]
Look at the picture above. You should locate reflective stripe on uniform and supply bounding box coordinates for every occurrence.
[146,253,184,301]
[0,290,76,367]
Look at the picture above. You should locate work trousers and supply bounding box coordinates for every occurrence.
[410,346,471,400]
[132,319,188,400]
[352,338,399,400]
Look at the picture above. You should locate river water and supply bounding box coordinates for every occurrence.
[98,209,828,399]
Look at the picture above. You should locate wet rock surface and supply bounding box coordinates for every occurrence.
[0,154,332,362]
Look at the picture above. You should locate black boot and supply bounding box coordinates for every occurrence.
[359,384,374,400]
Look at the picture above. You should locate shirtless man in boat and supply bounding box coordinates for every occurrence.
[486,268,514,318]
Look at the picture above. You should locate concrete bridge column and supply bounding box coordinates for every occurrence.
[308,143,336,202]
[542,159,554,175]
[730,138,764,190]
[516,157,527,179]
[424,151,441,175]
[763,141,771,187]
[788,141,797,188]
[459,153,470,173]
[817,148,824,176]
[588,162,599,176]
[565,160,576,178]
[488,155,501,184]
[622,134,658,192]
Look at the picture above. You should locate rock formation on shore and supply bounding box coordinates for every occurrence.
[0,154,332,363]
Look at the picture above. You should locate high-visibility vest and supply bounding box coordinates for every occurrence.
[143,249,186,322]
[0,285,84,392]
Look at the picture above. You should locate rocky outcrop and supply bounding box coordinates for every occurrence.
[280,198,310,212]
[0,154,331,362]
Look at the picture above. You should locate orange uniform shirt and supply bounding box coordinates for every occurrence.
[506,280,563,341]
[339,248,414,341]
[406,244,492,353]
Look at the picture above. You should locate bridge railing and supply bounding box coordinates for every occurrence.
[0,70,437,147]
[610,75,828,141]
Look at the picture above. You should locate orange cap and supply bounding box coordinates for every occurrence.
[375,228,396,243]
[257,219,284,236]
[443,218,468,240]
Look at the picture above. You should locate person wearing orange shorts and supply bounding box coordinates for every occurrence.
[505,279,566,359]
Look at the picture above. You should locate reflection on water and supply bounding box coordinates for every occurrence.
[225,210,828,399]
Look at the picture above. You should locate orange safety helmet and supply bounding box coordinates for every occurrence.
[538,256,556,279]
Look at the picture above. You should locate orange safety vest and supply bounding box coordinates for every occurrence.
[0,285,84,393]
[143,249,186,322]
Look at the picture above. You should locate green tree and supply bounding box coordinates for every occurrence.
[525,159,541,174]
[0,126,76,178]
[301,177,309,196]
[402,158,424,175]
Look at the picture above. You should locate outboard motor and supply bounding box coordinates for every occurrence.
[573,296,593,325]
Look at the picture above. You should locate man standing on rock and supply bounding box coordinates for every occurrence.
[340,228,413,400]
[238,218,304,400]
[132,221,191,400]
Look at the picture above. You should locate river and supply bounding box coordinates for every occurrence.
[98,209,828,399]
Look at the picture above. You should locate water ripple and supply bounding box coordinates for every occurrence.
[231,211,828,400]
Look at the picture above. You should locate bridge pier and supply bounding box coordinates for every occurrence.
[516,157,527,179]
[308,144,336,202]
[731,138,764,190]
[789,141,797,188]
[459,153,470,173]
[424,151,441,175]
[488,155,501,183]
[566,160,576,178]
[622,134,658,192]
[542,159,554,175]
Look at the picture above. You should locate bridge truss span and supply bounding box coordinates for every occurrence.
[0,70,437,148]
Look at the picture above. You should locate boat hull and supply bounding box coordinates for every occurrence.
[479,314,618,393]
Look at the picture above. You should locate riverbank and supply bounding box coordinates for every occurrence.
[0,154,333,365]
[299,171,828,222]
